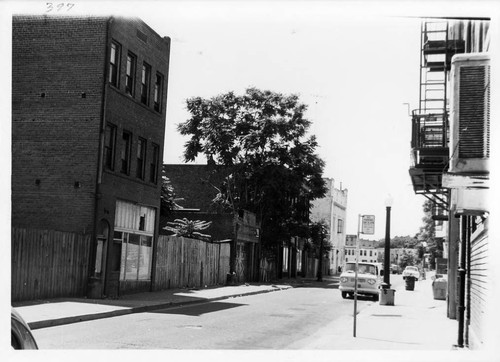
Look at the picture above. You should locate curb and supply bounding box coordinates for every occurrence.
[28,285,292,330]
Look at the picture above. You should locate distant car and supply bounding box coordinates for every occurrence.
[11,308,38,349]
[391,264,400,274]
[402,266,420,280]
[339,262,382,301]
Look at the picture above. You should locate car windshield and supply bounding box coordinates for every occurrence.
[344,263,377,275]
[407,267,418,271]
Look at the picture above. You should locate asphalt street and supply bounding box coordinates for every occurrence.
[32,278,395,349]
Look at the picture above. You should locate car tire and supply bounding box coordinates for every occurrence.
[372,294,379,302]
[341,291,348,299]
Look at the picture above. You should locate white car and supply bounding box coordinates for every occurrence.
[402,266,420,280]
[339,262,382,301]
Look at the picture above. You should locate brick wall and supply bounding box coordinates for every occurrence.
[12,15,171,234]
[12,16,108,233]
[97,16,170,227]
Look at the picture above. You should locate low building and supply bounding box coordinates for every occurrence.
[344,236,378,266]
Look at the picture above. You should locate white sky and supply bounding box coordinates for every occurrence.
[2,1,497,241]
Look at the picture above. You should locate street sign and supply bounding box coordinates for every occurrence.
[361,215,375,235]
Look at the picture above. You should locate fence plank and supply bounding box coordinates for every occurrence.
[154,235,231,291]
[11,228,91,302]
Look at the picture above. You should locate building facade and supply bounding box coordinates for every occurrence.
[345,236,378,265]
[310,178,348,274]
[408,18,491,349]
[12,15,170,299]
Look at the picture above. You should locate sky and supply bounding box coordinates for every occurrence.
[2,1,496,241]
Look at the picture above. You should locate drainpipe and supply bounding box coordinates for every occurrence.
[457,215,467,347]
[88,17,112,296]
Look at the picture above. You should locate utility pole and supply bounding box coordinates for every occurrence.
[317,226,324,282]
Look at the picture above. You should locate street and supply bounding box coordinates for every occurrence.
[32,277,402,349]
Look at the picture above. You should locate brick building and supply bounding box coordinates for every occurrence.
[12,15,170,299]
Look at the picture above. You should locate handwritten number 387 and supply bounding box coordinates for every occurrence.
[46,3,75,12]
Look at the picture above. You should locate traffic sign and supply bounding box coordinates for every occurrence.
[361,215,375,235]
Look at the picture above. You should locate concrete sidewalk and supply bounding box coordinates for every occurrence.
[295,272,459,350]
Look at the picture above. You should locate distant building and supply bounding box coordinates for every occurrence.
[345,236,378,265]
[311,178,348,273]
[12,15,170,300]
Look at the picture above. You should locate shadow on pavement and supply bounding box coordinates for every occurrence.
[149,301,247,316]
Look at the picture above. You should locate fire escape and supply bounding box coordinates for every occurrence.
[409,21,465,216]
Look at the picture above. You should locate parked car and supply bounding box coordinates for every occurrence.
[339,262,382,301]
[402,266,420,280]
[11,308,38,349]
[391,264,400,274]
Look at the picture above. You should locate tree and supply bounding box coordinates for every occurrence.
[308,220,331,281]
[376,235,418,249]
[398,249,417,270]
[415,200,443,269]
[178,88,327,256]
[160,166,181,216]
[163,218,212,242]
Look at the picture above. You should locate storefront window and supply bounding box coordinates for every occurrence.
[119,232,153,281]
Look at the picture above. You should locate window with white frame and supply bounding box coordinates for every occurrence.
[109,41,121,87]
[125,52,136,96]
[115,201,156,281]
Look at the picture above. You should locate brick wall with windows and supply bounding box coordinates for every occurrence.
[99,16,170,215]
[12,15,170,235]
[12,15,108,233]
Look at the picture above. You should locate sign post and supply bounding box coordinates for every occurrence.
[353,214,375,338]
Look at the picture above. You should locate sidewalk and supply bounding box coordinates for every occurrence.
[295,272,458,350]
[13,273,459,350]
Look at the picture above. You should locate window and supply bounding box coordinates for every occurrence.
[117,231,153,281]
[140,62,151,105]
[121,131,132,174]
[109,41,120,87]
[150,143,159,183]
[153,73,163,112]
[136,137,146,179]
[337,219,344,233]
[104,123,117,170]
[125,52,136,96]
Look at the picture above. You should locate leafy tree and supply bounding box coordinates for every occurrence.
[177,88,327,256]
[398,249,417,269]
[307,220,331,281]
[308,220,332,258]
[415,200,443,269]
[160,166,182,216]
[376,235,418,249]
[163,218,212,242]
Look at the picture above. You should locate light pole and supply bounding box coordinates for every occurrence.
[383,195,393,288]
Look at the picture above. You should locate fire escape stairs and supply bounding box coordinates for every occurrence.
[410,20,465,210]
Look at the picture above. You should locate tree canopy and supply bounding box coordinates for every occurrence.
[177,88,327,252]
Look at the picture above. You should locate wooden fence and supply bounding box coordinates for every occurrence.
[154,235,230,290]
[11,228,91,302]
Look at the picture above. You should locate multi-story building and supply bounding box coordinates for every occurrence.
[408,18,491,349]
[310,178,348,274]
[344,236,378,265]
[12,16,170,299]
